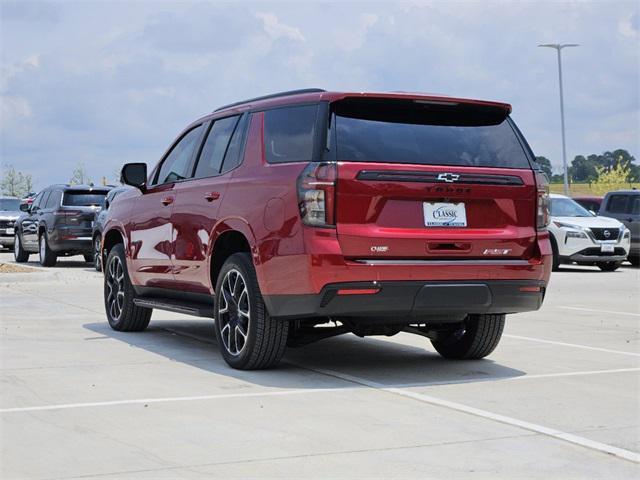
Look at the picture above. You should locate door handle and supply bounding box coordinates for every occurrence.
[205,192,221,202]
[161,197,174,206]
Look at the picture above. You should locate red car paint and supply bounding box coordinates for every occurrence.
[104,90,551,312]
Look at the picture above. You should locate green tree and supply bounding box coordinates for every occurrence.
[570,155,598,182]
[70,162,91,185]
[591,157,633,195]
[534,156,553,179]
[1,165,33,198]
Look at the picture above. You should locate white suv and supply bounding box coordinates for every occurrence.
[548,194,630,271]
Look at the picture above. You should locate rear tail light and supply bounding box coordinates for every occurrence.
[535,171,550,230]
[297,162,337,227]
[54,210,82,223]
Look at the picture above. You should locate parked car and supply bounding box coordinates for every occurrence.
[21,192,37,207]
[0,196,22,250]
[92,186,130,271]
[14,185,110,266]
[572,195,602,214]
[599,189,639,266]
[547,193,630,271]
[101,88,552,370]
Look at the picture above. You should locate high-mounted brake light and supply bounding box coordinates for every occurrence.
[297,162,337,227]
[535,171,550,230]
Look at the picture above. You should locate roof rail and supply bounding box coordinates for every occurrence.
[214,88,326,112]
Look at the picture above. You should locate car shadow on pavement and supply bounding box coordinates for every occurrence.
[84,319,526,390]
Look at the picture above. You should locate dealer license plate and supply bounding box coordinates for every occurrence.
[423,202,467,227]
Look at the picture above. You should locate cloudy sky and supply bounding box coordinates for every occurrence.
[1,0,638,190]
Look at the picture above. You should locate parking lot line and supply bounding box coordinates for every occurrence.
[292,363,640,464]
[2,367,636,414]
[390,367,640,388]
[558,306,640,317]
[0,388,338,414]
[504,334,640,357]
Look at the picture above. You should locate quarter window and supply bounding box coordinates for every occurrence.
[155,125,203,185]
[194,116,240,179]
[221,114,249,173]
[45,190,62,209]
[264,105,318,164]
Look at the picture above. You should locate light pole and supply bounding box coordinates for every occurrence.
[538,43,578,196]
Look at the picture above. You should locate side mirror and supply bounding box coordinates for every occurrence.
[121,163,147,190]
[19,203,30,212]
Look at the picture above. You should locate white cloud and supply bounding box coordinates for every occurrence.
[618,12,638,37]
[255,12,306,42]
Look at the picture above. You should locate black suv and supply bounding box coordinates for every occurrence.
[14,185,110,266]
[91,186,129,271]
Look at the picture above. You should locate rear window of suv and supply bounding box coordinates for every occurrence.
[63,191,108,207]
[333,98,530,169]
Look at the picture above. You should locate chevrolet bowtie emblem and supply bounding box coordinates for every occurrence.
[437,173,460,183]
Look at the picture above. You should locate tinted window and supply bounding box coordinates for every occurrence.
[607,195,629,214]
[39,191,51,210]
[221,114,249,173]
[194,116,239,178]
[45,190,62,209]
[63,191,108,207]
[631,196,640,215]
[156,125,203,185]
[264,105,318,164]
[333,99,529,168]
[31,192,45,210]
[0,199,20,211]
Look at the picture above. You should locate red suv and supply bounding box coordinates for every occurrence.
[102,89,552,370]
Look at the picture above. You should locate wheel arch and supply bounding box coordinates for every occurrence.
[102,227,126,265]
[210,229,253,291]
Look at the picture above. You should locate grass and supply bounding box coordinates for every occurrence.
[549,183,640,196]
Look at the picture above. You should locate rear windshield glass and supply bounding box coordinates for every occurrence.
[62,191,108,207]
[333,99,530,169]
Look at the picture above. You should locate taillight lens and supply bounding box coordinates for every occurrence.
[535,171,550,230]
[297,162,337,227]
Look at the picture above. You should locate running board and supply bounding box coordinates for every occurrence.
[133,297,215,318]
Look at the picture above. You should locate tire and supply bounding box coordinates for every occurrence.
[550,235,561,271]
[629,256,640,267]
[104,243,151,331]
[598,261,621,272]
[38,233,57,267]
[93,235,102,271]
[214,252,288,370]
[13,234,29,263]
[431,314,505,360]
[83,253,94,263]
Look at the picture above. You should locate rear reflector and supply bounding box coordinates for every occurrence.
[336,288,381,296]
[519,286,541,293]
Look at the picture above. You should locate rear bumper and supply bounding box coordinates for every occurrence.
[263,279,546,319]
[0,235,15,246]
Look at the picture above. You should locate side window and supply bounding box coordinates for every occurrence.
[45,190,61,209]
[607,195,629,214]
[194,116,240,179]
[39,191,51,210]
[264,105,318,164]
[631,196,640,215]
[154,125,203,185]
[221,114,249,174]
[31,192,45,211]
